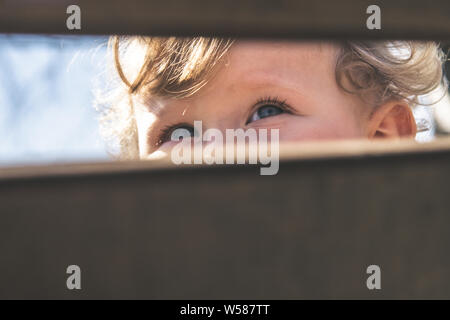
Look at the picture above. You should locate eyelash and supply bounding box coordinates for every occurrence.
[155,96,292,147]
[246,96,291,124]
[155,122,192,147]
[255,96,289,110]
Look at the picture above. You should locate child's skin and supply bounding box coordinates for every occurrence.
[133,41,417,159]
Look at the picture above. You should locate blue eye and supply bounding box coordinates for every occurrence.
[170,125,197,140]
[177,126,196,137]
[248,104,284,123]
[158,124,197,145]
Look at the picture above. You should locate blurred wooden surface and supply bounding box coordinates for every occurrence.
[1,138,450,299]
[0,0,449,39]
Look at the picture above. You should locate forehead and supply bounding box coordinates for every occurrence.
[229,40,336,62]
[224,40,337,78]
[191,40,339,100]
[141,40,340,115]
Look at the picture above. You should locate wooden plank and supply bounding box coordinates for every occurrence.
[1,138,450,299]
[1,137,450,180]
[0,0,450,39]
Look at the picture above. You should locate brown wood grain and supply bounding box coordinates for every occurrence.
[0,0,449,39]
[1,138,450,298]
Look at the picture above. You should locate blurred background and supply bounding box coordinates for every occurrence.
[0,34,109,166]
[0,35,449,167]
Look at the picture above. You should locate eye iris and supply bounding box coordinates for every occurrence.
[167,125,196,143]
[184,126,195,137]
[257,105,283,119]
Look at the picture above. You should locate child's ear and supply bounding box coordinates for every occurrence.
[367,100,417,139]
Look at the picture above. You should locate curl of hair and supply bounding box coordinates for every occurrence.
[335,41,446,108]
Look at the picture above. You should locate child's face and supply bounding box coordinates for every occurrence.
[135,41,372,158]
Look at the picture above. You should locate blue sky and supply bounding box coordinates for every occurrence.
[0,35,110,166]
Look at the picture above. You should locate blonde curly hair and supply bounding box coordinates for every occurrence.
[95,37,447,159]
